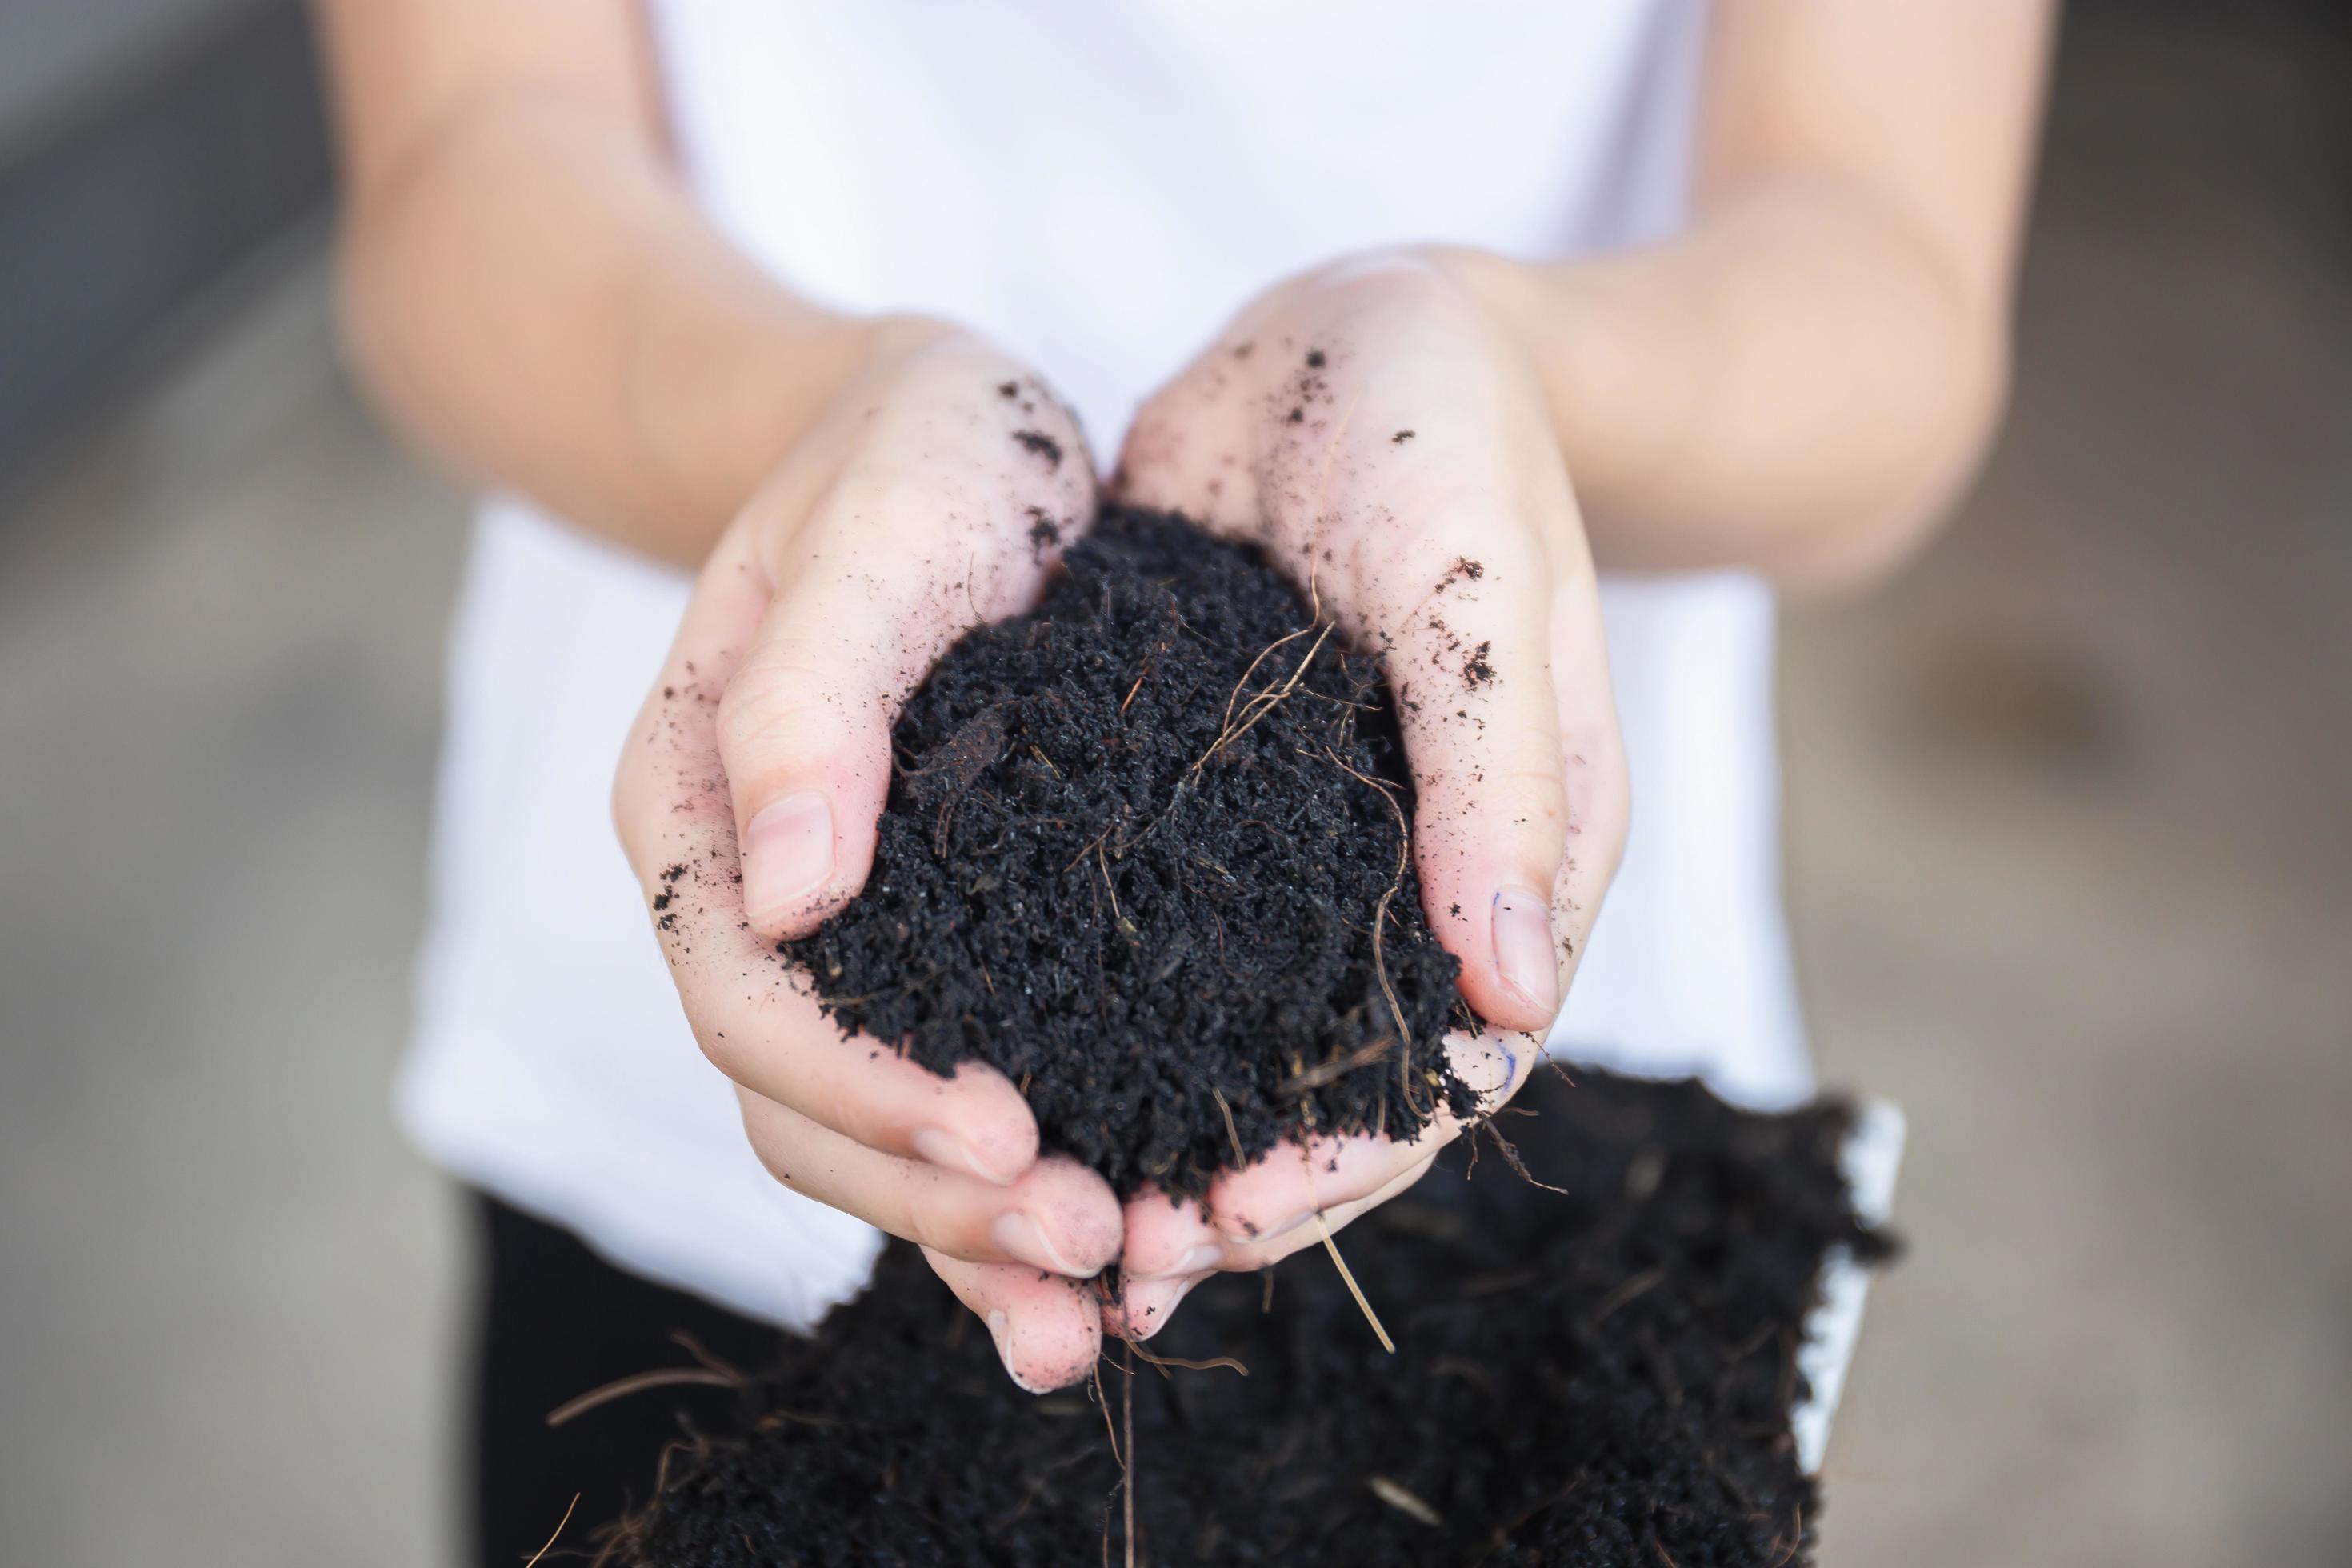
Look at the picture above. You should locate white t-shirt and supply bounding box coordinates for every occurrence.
[398,0,1810,1330]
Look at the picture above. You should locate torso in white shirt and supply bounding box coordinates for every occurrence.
[398,0,1810,1329]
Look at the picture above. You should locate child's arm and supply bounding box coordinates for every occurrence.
[1470,0,2056,585]
[1106,0,2054,1331]
[316,0,891,566]
[316,0,1118,1391]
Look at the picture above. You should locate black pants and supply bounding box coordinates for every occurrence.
[470,1194,781,1566]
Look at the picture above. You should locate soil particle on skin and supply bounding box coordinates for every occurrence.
[1010,429,1064,468]
[1462,640,1497,689]
[786,509,1472,1202]
[608,1070,1897,1567]
[1430,557,1483,595]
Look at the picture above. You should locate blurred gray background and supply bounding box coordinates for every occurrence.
[2,3,2346,1564]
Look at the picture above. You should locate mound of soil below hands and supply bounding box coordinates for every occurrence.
[786,508,1476,1202]
[606,1070,1898,1566]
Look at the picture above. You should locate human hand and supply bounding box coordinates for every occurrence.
[1103,252,1630,1337]
[614,324,1119,1390]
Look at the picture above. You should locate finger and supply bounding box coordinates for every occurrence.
[740,1090,1121,1273]
[1202,1130,1425,1249]
[1202,1025,1533,1246]
[1105,1151,1449,1335]
[927,1249,1103,1393]
[721,349,1094,939]
[1118,1184,1226,1281]
[1112,338,1261,534]
[1110,1148,1444,1342]
[1214,1148,1441,1274]
[615,538,1044,1183]
[1105,1270,1210,1342]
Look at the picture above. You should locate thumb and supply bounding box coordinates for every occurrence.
[716,548,907,940]
[719,514,1065,942]
[721,441,1090,939]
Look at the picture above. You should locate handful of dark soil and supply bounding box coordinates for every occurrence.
[606,1070,1897,1566]
[788,509,1473,1201]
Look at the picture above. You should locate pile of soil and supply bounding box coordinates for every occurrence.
[786,509,1474,1201]
[606,1070,1897,1566]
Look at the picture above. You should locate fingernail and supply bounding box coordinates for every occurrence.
[742,791,834,920]
[1122,1275,1202,1341]
[1182,1241,1228,1274]
[984,1308,1050,1394]
[991,1211,1090,1277]
[1492,886,1560,1018]
[912,1126,1021,1186]
[1447,1026,1522,1100]
[1141,1242,1225,1278]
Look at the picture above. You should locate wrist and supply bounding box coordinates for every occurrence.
[629,306,966,568]
[1430,247,1705,563]
[1419,248,1611,460]
[853,311,967,373]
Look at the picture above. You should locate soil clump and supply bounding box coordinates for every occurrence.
[606,1069,1896,1566]
[787,509,1473,1202]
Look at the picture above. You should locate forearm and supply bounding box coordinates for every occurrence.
[334,91,896,567]
[1454,177,2010,588]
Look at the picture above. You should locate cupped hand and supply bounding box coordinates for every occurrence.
[1104,252,1631,1338]
[614,323,1118,1390]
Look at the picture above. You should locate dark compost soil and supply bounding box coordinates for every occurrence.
[606,1069,1896,1567]
[786,509,1474,1202]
